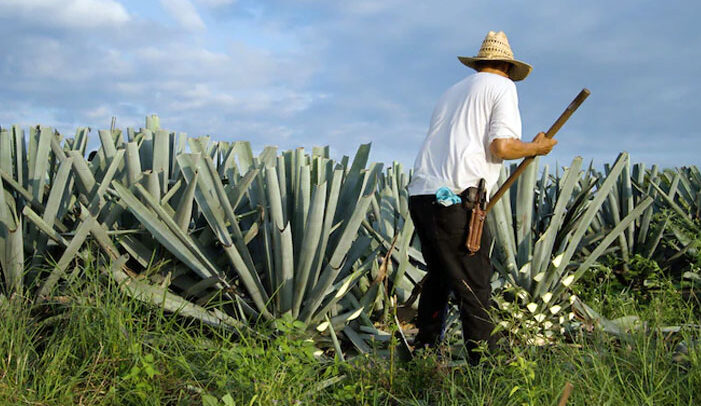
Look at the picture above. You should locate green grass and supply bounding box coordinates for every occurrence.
[0,266,699,405]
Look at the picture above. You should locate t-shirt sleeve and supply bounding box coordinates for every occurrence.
[487,82,522,143]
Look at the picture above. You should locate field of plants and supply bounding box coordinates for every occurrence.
[0,116,699,404]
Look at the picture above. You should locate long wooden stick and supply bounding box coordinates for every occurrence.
[485,88,591,213]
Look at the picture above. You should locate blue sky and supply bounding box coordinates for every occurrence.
[1,0,699,169]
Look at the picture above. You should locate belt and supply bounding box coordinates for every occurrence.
[410,187,479,209]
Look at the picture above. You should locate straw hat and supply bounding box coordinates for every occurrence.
[458,31,532,81]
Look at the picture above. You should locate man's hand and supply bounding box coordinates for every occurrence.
[531,132,557,156]
[490,132,558,160]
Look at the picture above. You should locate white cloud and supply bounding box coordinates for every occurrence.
[160,0,206,31]
[196,0,236,6]
[0,0,130,29]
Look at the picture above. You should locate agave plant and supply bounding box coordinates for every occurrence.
[487,153,653,343]
[360,162,426,311]
[643,165,701,285]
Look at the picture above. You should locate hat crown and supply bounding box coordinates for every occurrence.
[476,31,515,60]
[457,30,532,81]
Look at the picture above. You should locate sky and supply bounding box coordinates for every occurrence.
[0,0,699,170]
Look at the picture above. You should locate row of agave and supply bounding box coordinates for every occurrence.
[0,116,698,355]
[0,117,397,355]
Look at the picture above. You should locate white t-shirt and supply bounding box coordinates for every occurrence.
[407,72,522,196]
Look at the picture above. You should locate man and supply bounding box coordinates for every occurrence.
[407,31,557,364]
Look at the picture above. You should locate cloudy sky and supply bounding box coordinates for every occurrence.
[1,0,699,169]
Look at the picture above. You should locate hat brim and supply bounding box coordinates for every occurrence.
[458,56,532,81]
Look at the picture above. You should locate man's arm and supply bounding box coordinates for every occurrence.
[490,132,557,160]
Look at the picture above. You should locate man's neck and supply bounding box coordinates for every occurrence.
[478,67,510,79]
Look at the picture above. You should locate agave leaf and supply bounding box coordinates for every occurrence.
[277,223,294,314]
[343,326,372,353]
[0,130,12,177]
[554,176,599,248]
[172,132,186,176]
[292,182,326,317]
[0,171,17,225]
[174,170,199,231]
[89,149,125,215]
[604,180,630,272]
[125,142,142,186]
[275,155,288,224]
[667,172,681,200]
[109,254,245,330]
[27,126,38,183]
[258,146,278,168]
[67,150,97,205]
[139,130,154,171]
[264,166,284,296]
[98,129,117,162]
[176,155,271,317]
[232,141,255,175]
[113,182,219,281]
[390,215,415,292]
[178,154,226,229]
[228,168,259,211]
[635,175,659,247]
[145,114,160,131]
[324,314,345,361]
[144,170,161,201]
[153,130,170,194]
[1,214,23,295]
[183,275,227,298]
[29,127,53,203]
[515,157,538,267]
[552,196,654,299]
[497,166,517,251]
[327,307,365,332]
[531,157,583,280]
[621,159,634,252]
[643,214,668,260]
[11,126,25,187]
[36,217,93,300]
[334,143,371,226]
[307,169,343,294]
[200,153,259,274]
[117,235,154,268]
[161,178,183,206]
[73,127,90,155]
[489,188,518,279]
[22,206,69,247]
[218,142,238,180]
[551,153,629,280]
[300,193,373,323]
[535,164,549,230]
[312,258,374,324]
[647,181,696,228]
[312,146,330,159]
[49,135,68,169]
[0,168,41,213]
[294,164,311,260]
[33,157,74,259]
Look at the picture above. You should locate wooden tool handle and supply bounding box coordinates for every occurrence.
[485,88,590,213]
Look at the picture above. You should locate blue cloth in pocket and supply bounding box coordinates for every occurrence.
[435,187,462,207]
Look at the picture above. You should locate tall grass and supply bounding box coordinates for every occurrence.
[0,261,698,405]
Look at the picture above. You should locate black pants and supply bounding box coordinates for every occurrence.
[409,194,495,363]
